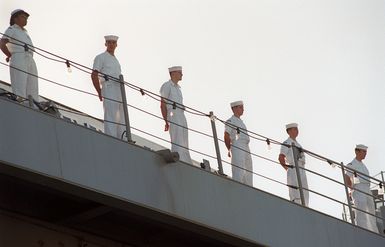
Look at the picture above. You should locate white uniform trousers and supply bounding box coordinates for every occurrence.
[287,165,309,206]
[102,81,125,139]
[231,142,253,186]
[9,53,38,101]
[352,184,378,233]
[168,110,192,164]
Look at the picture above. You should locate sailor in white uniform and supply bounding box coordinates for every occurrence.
[0,9,39,102]
[91,35,125,139]
[345,144,378,233]
[160,66,192,164]
[279,123,309,206]
[224,101,253,186]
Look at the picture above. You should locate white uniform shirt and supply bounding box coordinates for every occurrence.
[2,24,33,54]
[346,159,370,186]
[225,115,250,143]
[93,51,121,83]
[159,80,184,113]
[280,138,306,166]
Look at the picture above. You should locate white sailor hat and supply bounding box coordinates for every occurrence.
[355,144,368,151]
[230,100,243,108]
[168,66,182,72]
[11,9,29,17]
[104,35,119,41]
[285,123,298,129]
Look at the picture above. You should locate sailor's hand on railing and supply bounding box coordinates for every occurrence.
[164,121,169,131]
[5,56,11,62]
[98,93,102,101]
[227,150,231,158]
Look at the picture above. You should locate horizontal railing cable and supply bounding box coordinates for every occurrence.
[128,126,219,161]
[304,187,385,222]
[125,102,214,139]
[303,187,347,208]
[300,166,346,187]
[219,158,291,188]
[0,61,101,99]
[216,116,284,146]
[300,167,385,204]
[215,136,291,167]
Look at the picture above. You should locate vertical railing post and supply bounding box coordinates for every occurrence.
[119,75,133,143]
[341,162,355,225]
[209,111,224,176]
[292,142,306,206]
[381,171,385,207]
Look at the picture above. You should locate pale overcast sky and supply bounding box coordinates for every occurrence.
[1,0,384,219]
